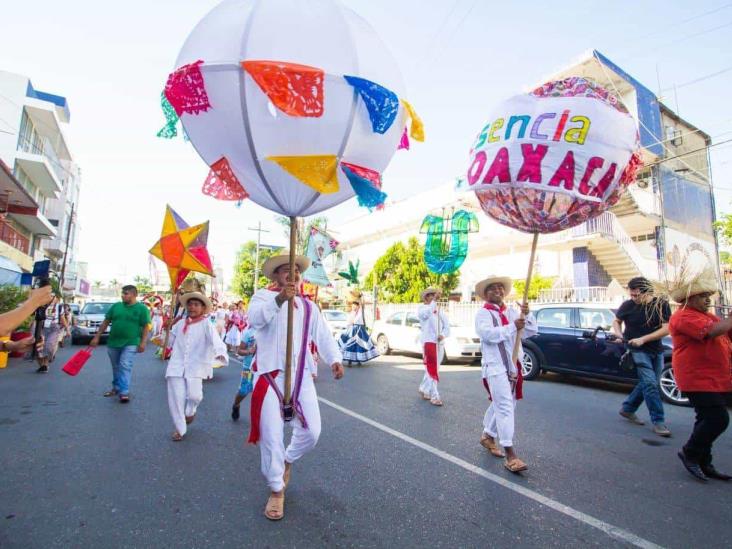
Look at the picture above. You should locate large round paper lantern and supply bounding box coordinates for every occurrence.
[165,0,422,217]
[460,77,641,233]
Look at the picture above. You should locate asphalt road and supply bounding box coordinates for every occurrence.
[0,344,730,548]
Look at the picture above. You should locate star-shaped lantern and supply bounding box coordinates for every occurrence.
[149,205,213,290]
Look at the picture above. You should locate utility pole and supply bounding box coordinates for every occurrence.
[59,202,75,298]
[248,222,270,290]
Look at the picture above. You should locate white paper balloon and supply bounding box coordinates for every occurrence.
[171,0,409,217]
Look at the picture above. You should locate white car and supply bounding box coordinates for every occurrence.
[371,311,481,364]
[322,309,349,339]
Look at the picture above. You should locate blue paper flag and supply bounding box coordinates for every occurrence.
[341,165,387,211]
[343,75,399,134]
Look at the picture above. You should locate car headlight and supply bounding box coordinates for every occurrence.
[78,320,88,327]
[457,337,471,344]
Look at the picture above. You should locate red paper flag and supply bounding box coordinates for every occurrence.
[202,157,249,201]
[242,60,324,117]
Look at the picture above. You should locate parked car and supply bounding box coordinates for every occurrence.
[322,309,349,339]
[521,303,687,405]
[371,311,481,363]
[71,301,114,344]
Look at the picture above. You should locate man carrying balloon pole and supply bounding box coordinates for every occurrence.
[247,251,344,521]
[474,275,536,473]
[418,287,449,406]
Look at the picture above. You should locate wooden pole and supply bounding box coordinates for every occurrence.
[161,288,177,360]
[511,232,539,365]
[283,216,298,405]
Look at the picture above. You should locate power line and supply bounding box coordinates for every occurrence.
[621,19,732,62]
[661,65,732,92]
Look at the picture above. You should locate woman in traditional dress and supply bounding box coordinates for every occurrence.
[338,291,378,365]
[224,303,244,352]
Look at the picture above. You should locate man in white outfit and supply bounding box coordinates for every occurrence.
[418,287,450,406]
[247,251,344,521]
[166,291,228,441]
[474,275,536,473]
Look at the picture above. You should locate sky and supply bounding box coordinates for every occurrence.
[1,0,731,286]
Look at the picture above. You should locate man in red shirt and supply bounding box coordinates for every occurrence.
[669,282,732,482]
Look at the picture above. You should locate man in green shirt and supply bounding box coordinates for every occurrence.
[91,285,151,403]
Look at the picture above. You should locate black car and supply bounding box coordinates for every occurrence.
[521,304,687,406]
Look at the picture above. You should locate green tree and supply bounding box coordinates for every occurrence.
[0,285,33,331]
[232,241,282,298]
[132,276,153,293]
[512,274,556,301]
[363,237,459,303]
[275,216,329,254]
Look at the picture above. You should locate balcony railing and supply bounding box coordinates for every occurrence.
[17,135,66,185]
[0,219,30,254]
[536,286,612,303]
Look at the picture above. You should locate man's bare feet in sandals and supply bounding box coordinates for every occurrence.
[430,397,443,406]
[503,447,527,473]
[480,433,505,458]
[264,491,285,520]
[283,462,292,489]
[185,414,195,425]
[171,431,184,442]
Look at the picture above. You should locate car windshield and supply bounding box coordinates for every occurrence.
[81,303,114,315]
[324,311,348,321]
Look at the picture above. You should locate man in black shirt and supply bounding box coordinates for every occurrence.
[612,277,672,437]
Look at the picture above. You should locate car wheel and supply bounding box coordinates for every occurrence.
[376,334,390,355]
[659,365,690,406]
[521,348,541,380]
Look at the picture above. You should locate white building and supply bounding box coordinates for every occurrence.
[333,50,720,304]
[0,70,84,293]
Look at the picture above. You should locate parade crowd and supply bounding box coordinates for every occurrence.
[1,254,730,521]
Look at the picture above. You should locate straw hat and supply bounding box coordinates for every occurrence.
[347,289,363,304]
[667,265,719,303]
[475,275,513,300]
[179,291,213,314]
[261,251,311,281]
[420,287,441,300]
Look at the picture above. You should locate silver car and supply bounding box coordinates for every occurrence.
[322,309,349,339]
[71,302,114,344]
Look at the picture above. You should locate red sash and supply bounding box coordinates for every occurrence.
[247,365,271,444]
[423,342,439,381]
[483,302,523,400]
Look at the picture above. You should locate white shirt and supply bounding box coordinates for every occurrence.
[247,289,342,375]
[418,302,450,344]
[475,304,537,378]
[348,307,365,326]
[166,316,229,378]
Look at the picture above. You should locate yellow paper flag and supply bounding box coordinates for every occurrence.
[266,155,339,194]
[401,99,425,142]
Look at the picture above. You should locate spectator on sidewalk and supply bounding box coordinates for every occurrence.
[90,285,150,403]
[668,268,732,482]
[612,277,672,437]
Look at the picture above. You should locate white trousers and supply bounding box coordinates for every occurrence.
[258,372,321,492]
[482,372,516,448]
[167,376,203,436]
[419,343,443,399]
[419,373,440,399]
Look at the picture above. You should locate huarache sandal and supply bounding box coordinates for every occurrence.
[480,434,505,458]
[172,431,184,442]
[119,395,130,403]
[504,457,528,473]
[430,398,443,406]
[185,414,195,425]
[264,493,285,521]
[103,389,117,397]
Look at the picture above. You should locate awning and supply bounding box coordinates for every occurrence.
[0,255,23,286]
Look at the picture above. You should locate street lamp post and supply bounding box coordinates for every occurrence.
[248,222,270,290]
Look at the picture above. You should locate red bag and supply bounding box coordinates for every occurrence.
[62,347,94,376]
